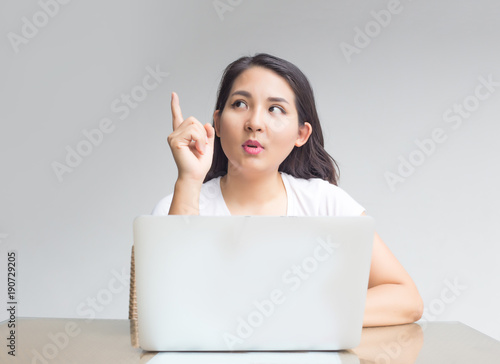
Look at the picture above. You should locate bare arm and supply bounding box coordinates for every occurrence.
[168,178,203,215]
[362,212,424,327]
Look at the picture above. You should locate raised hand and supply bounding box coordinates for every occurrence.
[167,92,215,183]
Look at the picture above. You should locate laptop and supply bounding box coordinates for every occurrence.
[133,215,375,352]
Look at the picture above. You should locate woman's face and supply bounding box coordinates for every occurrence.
[213,66,311,177]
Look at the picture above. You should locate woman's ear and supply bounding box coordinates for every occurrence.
[295,122,312,147]
[213,110,221,137]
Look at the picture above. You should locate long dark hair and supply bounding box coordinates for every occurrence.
[204,53,340,185]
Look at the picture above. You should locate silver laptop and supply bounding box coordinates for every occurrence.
[133,215,375,352]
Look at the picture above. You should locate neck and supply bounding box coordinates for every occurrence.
[220,168,284,208]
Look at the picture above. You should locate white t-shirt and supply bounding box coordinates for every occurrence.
[151,172,365,216]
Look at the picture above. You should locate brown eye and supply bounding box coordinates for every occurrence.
[231,100,247,109]
[269,105,286,115]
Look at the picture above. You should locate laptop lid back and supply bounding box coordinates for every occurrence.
[134,215,375,351]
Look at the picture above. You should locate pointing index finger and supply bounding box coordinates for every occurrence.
[171,92,184,130]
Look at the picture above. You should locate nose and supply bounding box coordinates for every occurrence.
[244,106,265,133]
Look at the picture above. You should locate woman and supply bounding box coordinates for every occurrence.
[153,53,423,326]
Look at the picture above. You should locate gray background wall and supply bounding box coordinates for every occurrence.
[1,0,499,341]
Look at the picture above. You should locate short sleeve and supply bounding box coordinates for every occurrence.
[151,193,173,216]
[326,184,365,216]
[281,172,365,216]
[150,177,226,216]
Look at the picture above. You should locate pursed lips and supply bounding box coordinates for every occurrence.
[242,140,263,148]
[242,139,264,154]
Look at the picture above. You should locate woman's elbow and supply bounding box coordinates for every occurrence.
[407,289,424,323]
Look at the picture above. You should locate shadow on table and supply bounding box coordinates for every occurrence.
[352,323,423,364]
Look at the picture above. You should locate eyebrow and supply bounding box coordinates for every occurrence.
[230,90,289,105]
